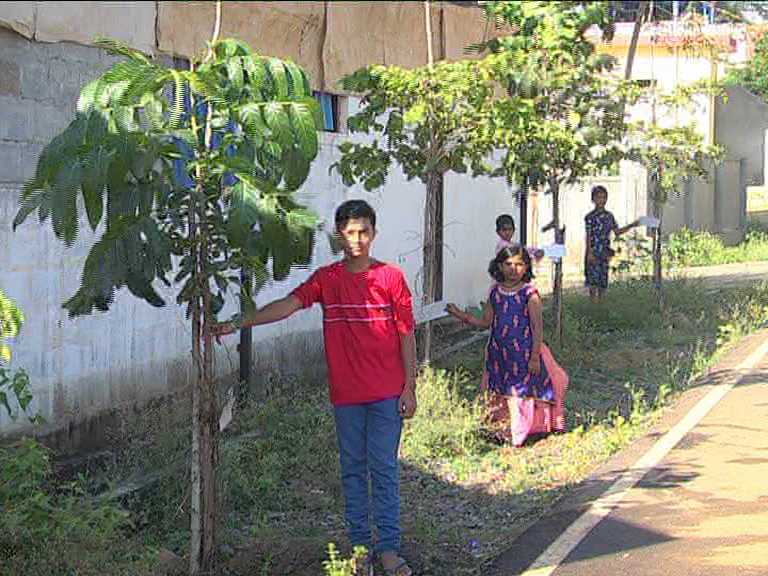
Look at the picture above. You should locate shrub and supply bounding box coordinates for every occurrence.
[665,227,727,268]
[400,366,483,463]
[0,437,158,575]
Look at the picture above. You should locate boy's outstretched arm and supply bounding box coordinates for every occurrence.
[212,295,302,337]
[616,219,640,236]
[399,331,418,419]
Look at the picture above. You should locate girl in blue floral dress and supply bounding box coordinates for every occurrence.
[446,244,568,445]
[585,185,640,301]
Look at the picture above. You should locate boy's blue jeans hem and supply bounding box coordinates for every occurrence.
[334,396,402,554]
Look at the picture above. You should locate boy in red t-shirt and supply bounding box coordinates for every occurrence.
[213,200,416,576]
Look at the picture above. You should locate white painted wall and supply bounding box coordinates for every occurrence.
[443,170,521,308]
[1,96,518,438]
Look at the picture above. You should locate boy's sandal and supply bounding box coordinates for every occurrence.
[354,554,373,576]
[382,557,412,576]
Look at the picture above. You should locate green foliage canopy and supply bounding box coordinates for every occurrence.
[478,1,627,192]
[332,53,523,189]
[726,32,768,103]
[0,289,34,422]
[14,38,322,319]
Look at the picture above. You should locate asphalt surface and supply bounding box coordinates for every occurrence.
[538,260,768,295]
[490,330,768,576]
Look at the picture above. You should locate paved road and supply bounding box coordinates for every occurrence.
[677,260,768,289]
[536,260,768,295]
[490,330,768,576]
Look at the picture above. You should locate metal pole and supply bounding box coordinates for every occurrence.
[238,271,252,403]
[519,187,528,246]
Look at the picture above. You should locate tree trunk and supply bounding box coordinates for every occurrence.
[200,193,218,573]
[652,201,664,292]
[420,0,443,364]
[189,6,222,573]
[551,179,564,347]
[421,171,441,363]
[189,209,218,576]
[238,271,252,406]
[189,180,219,576]
[189,264,203,576]
[624,1,649,80]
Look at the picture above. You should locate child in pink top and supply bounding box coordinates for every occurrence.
[495,214,544,261]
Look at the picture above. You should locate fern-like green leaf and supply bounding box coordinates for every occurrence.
[95,37,153,64]
[98,59,157,105]
[214,38,251,58]
[283,60,309,97]
[262,102,292,149]
[140,92,166,130]
[288,101,319,161]
[226,57,244,92]
[283,147,310,191]
[0,289,24,343]
[77,79,100,114]
[238,103,270,147]
[51,157,81,246]
[63,216,170,317]
[169,70,187,128]
[226,182,262,246]
[81,145,110,230]
[243,56,267,93]
[267,58,289,98]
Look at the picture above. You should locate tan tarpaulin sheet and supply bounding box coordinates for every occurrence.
[323,1,444,91]
[0,1,35,39]
[36,1,156,53]
[0,1,496,90]
[157,1,326,88]
[444,2,493,61]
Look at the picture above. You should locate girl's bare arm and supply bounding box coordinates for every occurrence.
[445,301,493,329]
[528,292,543,374]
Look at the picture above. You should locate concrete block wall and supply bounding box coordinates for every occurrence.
[0,29,323,446]
[0,25,519,449]
[0,28,118,183]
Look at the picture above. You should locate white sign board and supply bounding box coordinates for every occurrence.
[413,300,448,324]
[542,243,567,260]
[638,216,661,228]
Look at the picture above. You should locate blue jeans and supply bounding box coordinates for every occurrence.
[334,397,403,554]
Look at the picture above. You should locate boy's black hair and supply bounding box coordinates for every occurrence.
[591,185,608,202]
[488,244,535,283]
[335,199,377,229]
[495,213,516,232]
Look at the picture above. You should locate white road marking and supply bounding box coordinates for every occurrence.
[518,335,768,576]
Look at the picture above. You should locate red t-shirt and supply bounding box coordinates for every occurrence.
[291,260,415,406]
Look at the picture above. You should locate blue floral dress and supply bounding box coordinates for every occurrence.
[486,284,554,401]
[584,208,618,289]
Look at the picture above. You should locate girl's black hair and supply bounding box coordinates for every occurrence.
[591,185,608,202]
[495,214,515,232]
[488,244,535,283]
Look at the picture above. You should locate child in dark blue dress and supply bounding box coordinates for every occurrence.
[446,244,567,445]
[585,185,640,301]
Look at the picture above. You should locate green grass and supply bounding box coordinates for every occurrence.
[615,221,768,273]
[68,277,768,576]
[667,224,768,268]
